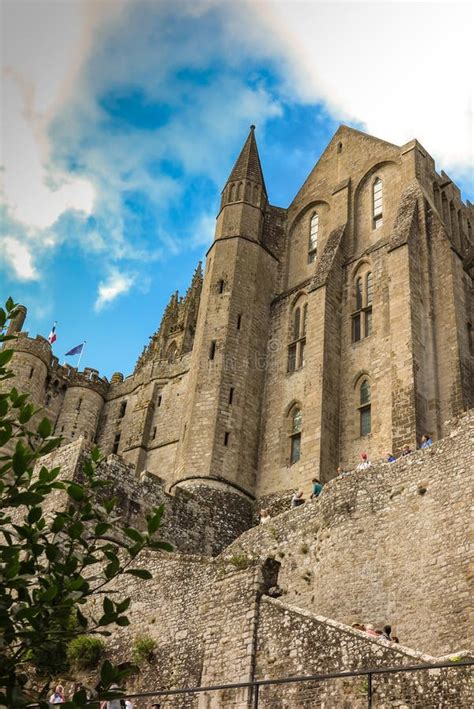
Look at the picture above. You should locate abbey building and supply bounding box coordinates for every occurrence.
[5,125,474,506]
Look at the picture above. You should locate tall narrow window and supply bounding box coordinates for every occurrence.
[287,344,297,373]
[373,178,383,229]
[209,340,216,360]
[152,426,157,440]
[355,278,363,310]
[218,279,225,294]
[119,400,127,418]
[236,314,242,330]
[224,431,230,446]
[289,407,302,464]
[308,213,319,263]
[365,272,373,337]
[112,433,121,454]
[229,387,234,405]
[352,269,373,343]
[29,367,34,379]
[288,299,307,372]
[358,380,371,436]
[293,308,301,340]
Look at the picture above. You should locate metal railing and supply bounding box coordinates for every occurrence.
[104,659,473,708]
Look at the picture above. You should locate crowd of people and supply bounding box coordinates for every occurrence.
[259,433,435,518]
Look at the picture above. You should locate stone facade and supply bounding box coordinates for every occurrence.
[21,413,473,708]
[2,124,474,705]
[3,124,472,502]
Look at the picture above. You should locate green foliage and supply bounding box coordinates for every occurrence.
[132,635,157,665]
[67,636,106,670]
[0,299,173,708]
[228,554,250,570]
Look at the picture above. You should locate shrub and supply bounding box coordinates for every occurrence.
[67,636,106,670]
[228,554,250,570]
[132,636,157,665]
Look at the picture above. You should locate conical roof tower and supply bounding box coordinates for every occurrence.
[225,125,267,196]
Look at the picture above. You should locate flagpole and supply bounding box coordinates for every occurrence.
[77,341,86,370]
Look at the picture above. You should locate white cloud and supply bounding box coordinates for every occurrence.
[94,268,136,311]
[247,1,473,177]
[1,236,38,280]
[0,1,107,231]
[191,212,216,248]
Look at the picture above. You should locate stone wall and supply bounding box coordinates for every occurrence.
[82,555,471,708]
[228,412,474,656]
[31,438,253,557]
[256,598,473,708]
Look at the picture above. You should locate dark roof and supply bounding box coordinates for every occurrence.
[226,125,267,195]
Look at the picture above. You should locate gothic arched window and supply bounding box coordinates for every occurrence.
[373,178,383,229]
[289,406,302,464]
[288,298,307,372]
[358,379,371,436]
[352,268,373,343]
[166,341,177,363]
[308,213,319,263]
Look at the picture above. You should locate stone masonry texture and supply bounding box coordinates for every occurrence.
[2,124,473,705]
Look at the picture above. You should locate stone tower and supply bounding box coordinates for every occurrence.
[173,126,279,503]
[2,124,472,505]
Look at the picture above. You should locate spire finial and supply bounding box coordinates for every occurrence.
[250,124,256,131]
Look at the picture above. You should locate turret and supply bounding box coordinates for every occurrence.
[174,126,279,506]
[216,125,268,243]
[54,369,108,443]
[6,304,27,335]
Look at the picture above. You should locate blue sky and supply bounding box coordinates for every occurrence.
[1,1,473,377]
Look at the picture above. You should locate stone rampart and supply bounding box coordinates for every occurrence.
[256,597,473,708]
[228,410,473,656]
[31,439,253,556]
[82,553,472,708]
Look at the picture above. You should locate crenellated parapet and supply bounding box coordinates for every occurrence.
[7,331,53,368]
[58,365,109,398]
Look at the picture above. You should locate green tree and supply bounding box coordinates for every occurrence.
[0,299,172,708]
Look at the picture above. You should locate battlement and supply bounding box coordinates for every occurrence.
[57,365,109,397]
[8,331,53,367]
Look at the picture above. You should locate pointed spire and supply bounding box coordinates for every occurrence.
[226,125,267,196]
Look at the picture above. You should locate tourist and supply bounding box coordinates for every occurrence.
[365,624,378,637]
[392,636,400,644]
[310,478,323,499]
[291,490,305,508]
[103,684,122,709]
[49,685,65,704]
[336,466,343,475]
[420,434,433,449]
[386,453,396,463]
[401,444,412,456]
[381,624,392,641]
[151,704,161,709]
[356,453,372,471]
[260,508,271,524]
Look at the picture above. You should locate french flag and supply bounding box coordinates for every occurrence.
[48,323,57,345]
